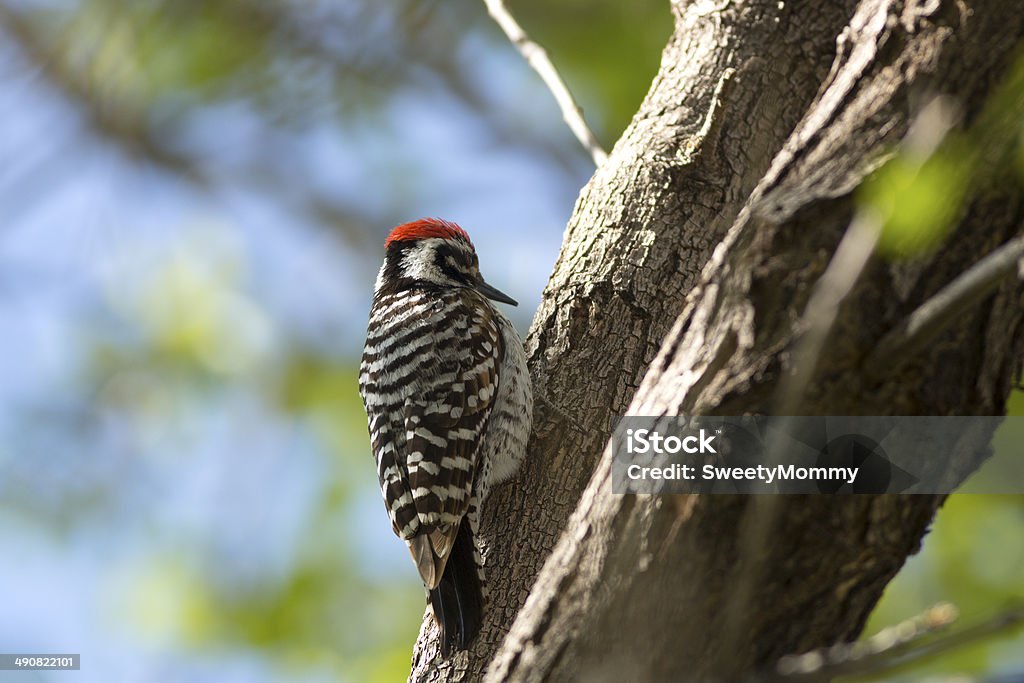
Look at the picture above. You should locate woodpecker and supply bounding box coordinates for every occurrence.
[358,218,533,656]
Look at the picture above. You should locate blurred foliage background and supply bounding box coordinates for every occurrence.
[0,1,1019,681]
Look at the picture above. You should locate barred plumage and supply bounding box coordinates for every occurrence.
[358,218,532,656]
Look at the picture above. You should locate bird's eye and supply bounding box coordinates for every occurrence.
[443,255,474,284]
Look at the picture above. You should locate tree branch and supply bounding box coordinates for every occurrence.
[866,233,1024,379]
[772,603,1024,682]
[771,602,959,680]
[480,0,1024,679]
[481,0,608,166]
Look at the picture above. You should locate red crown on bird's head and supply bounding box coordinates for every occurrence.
[385,218,473,248]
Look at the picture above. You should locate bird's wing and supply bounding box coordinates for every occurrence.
[400,293,504,588]
[361,289,505,589]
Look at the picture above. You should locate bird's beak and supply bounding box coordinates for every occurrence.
[477,278,518,306]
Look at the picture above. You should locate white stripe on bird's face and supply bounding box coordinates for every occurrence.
[400,239,447,284]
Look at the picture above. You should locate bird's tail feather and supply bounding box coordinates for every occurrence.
[428,516,483,657]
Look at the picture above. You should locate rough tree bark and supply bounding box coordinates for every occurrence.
[412,1,1024,681]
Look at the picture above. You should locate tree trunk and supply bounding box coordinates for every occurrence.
[411,1,1024,680]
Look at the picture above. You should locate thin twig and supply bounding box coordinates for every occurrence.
[767,602,1024,682]
[482,0,609,166]
[778,96,961,410]
[780,210,885,414]
[771,602,958,680]
[866,233,1024,379]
